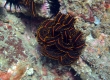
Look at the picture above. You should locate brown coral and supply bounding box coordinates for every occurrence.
[36,12,85,65]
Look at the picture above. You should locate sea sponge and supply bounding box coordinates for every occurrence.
[36,12,86,65]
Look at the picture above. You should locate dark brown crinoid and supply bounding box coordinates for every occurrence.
[36,12,86,65]
[4,0,36,17]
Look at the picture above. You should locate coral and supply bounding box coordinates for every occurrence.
[0,71,11,80]
[77,32,110,80]
[0,21,3,26]
[0,61,28,80]
[10,61,27,80]
[80,4,95,23]
[40,0,50,18]
[0,20,27,71]
[40,0,60,17]
[0,55,9,70]
[104,2,110,9]
[36,12,86,65]
[25,68,34,76]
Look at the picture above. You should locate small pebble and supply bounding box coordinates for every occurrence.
[26,68,34,76]
[86,33,94,42]
[94,16,100,25]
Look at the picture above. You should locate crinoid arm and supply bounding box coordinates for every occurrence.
[4,0,22,11]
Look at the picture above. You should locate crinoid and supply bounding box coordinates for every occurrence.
[36,12,86,65]
[4,0,36,16]
[4,0,22,10]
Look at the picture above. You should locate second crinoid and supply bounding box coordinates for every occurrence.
[4,0,36,17]
[36,12,86,65]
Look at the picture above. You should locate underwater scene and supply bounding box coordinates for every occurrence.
[0,0,110,80]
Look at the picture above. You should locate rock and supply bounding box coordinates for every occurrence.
[26,68,34,76]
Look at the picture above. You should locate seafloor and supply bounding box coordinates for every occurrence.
[0,0,110,80]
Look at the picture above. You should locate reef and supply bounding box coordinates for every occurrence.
[0,0,110,80]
